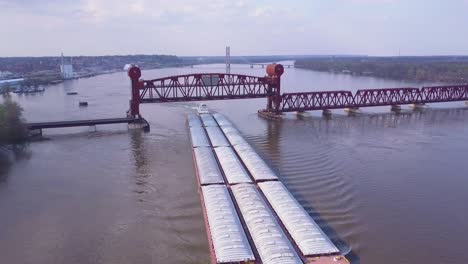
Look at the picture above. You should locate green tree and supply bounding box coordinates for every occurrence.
[0,95,28,146]
[0,83,12,95]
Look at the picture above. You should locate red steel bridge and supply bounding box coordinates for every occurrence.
[127,64,468,118]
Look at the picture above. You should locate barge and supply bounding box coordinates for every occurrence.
[188,112,349,264]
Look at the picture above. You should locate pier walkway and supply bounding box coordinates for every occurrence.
[188,112,348,264]
[26,117,149,135]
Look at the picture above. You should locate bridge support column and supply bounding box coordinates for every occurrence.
[29,128,42,137]
[128,119,150,132]
[322,109,332,117]
[264,64,285,115]
[128,66,142,118]
[409,103,425,110]
[391,105,402,112]
[344,107,360,114]
[294,110,310,117]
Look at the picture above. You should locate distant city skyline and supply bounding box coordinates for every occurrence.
[1,0,468,57]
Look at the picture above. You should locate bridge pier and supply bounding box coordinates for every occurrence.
[29,128,42,137]
[128,66,142,118]
[258,110,282,120]
[294,111,310,117]
[409,103,426,110]
[322,109,332,117]
[391,105,402,112]
[344,107,360,114]
[128,118,150,132]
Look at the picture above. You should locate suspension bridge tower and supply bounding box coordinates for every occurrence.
[225,46,231,74]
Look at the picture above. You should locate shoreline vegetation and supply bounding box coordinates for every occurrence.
[0,92,28,165]
[295,56,468,83]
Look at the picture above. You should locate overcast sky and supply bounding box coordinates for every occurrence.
[1,0,468,57]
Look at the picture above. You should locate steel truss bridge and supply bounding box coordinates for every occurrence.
[281,86,468,112]
[126,64,468,117]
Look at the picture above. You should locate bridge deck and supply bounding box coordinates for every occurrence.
[27,117,145,130]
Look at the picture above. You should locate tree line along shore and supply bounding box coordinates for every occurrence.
[294,56,468,83]
[0,92,28,166]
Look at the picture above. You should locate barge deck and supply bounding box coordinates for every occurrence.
[188,112,349,264]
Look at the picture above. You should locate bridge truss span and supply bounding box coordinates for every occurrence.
[139,73,277,103]
[126,64,468,117]
[353,87,422,107]
[280,90,354,112]
[280,85,468,112]
[421,85,468,103]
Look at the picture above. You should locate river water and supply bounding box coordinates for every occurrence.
[1,64,468,264]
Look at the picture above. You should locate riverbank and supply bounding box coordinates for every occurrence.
[295,56,468,83]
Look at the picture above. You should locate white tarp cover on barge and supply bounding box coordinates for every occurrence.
[234,144,278,181]
[200,114,218,127]
[231,183,303,264]
[188,114,202,127]
[258,181,340,256]
[220,126,248,146]
[205,126,230,147]
[201,185,255,263]
[213,113,232,126]
[193,147,224,185]
[190,126,210,147]
[214,147,252,184]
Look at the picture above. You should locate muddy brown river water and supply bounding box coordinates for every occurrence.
[1,64,468,264]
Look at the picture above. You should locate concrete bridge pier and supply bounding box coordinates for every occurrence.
[391,105,402,112]
[295,110,310,117]
[128,119,150,132]
[344,107,360,114]
[322,109,332,117]
[409,103,426,110]
[29,128,42,137]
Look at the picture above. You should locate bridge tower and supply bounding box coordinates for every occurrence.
[265,64,284,114]
[225,46,231,74]
[128,65,142,118]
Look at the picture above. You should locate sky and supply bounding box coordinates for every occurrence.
[1,0,468,57]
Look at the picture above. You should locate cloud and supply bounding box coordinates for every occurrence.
[345,0,398,3]
[0,0,468,56]
[250,7,274,18]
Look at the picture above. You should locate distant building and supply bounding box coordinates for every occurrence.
[0,78,24,88]
[0,71,13,78]
[60,53,74,79]
[0,78,24,86]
